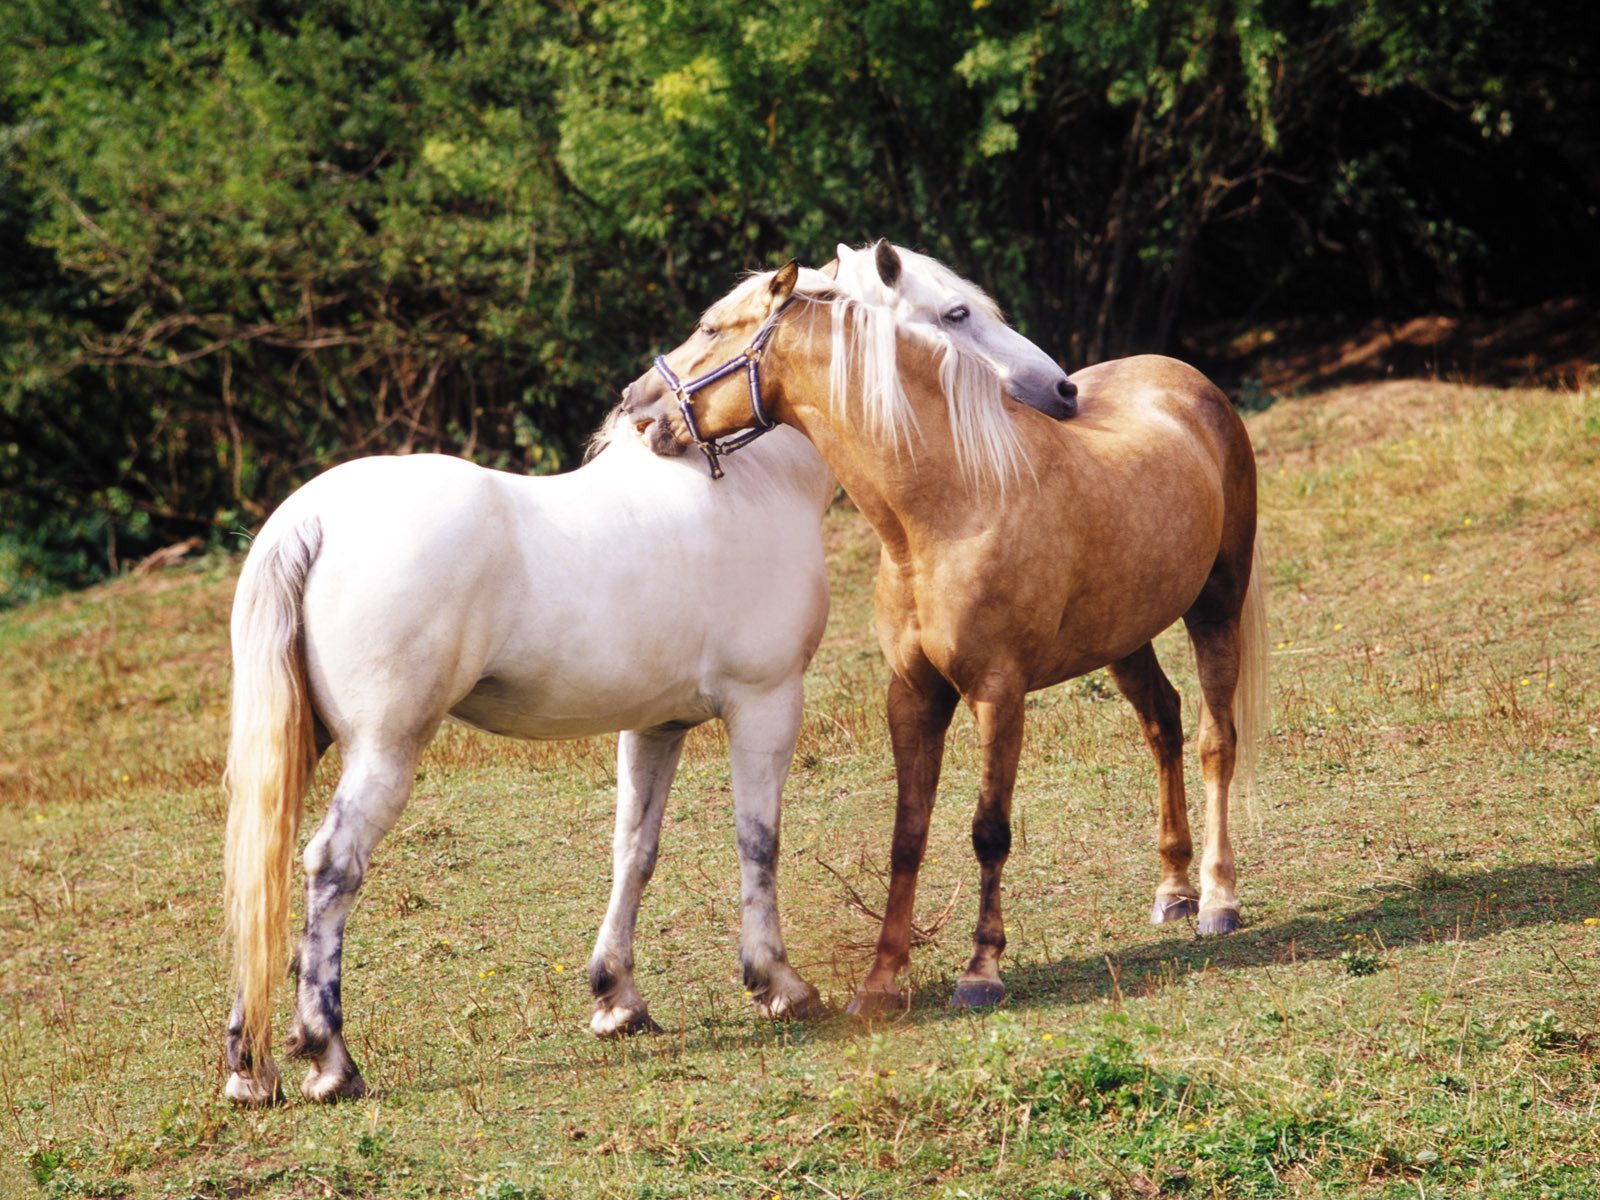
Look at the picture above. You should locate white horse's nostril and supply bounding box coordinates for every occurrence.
[634,419,652,436]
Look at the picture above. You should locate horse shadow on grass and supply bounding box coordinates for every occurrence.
[982,859,1600,1017]
[384,861,1599,1096]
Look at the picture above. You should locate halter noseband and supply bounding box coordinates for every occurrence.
[652,296,793,480]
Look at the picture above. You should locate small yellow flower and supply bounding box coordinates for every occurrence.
[1584,917,1600,927]
[1520,678,1531,687]
[554,963,565,973]
[1041,1033,1054,1042]
[1463,517,1473,526]
[1423,572,1433,583]
[1333,623,1344,631]
[121,774,131,783]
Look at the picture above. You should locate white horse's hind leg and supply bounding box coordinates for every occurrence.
[726,684,824,1021]
[287,743,419,1100]
[589,728,684,1037]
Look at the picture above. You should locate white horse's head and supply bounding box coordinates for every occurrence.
[832,240,1077,420]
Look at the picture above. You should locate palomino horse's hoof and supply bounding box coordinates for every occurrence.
[950,980,1006,1011]
[1197,907,1241,936]
[302,1067,367,1104]
[590,1007,663,1038]
[845,987,908,1018]
[224,1071,283,1107]
[1151,894,1200,925]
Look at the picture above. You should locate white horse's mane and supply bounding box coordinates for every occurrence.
[794,246,1029,494]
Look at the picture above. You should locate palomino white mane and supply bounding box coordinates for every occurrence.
[797,245,1031,493]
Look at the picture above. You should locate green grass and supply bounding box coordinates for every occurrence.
[3,379,1598,1198]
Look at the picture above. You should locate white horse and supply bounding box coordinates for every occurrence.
[222,418,835,1105]
[223,250,1075,1106]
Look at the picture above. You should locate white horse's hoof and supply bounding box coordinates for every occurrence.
[753,981,828,1021]
[225,1071,282,1107]
[301,1066,367,1103]
[590,1006,662,1038]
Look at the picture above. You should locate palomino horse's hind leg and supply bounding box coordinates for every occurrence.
[950,687,1026,1009]
[1106,645,1200,925]
[848,670,959,1016]
[1183,619,1243,935]
[589,728,684,1036]
[726,682,825,1020]
[285,743,419,1101]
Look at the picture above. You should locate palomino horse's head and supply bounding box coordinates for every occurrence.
[832,241,1076,420]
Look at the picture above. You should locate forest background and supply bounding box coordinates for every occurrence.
[3,0,1596,602]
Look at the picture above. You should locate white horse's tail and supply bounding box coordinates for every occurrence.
[223,519,322,1075]
[1234,535,1269,820]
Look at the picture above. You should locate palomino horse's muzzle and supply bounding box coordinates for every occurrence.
[649,296,794,479]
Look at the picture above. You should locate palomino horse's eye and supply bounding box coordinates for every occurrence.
[943,306,970,325]
[699,323,720,337]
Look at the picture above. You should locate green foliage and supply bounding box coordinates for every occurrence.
[3,0,1595,598]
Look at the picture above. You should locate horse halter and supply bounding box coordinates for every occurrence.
[652,296,794,479]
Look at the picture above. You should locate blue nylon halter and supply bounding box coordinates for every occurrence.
[652,296,793,480]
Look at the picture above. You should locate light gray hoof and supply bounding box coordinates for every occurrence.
[950,979,1006,1010]
[756,984,830,1022]
[590,1007,663,1038]
[1151,894,1200,925]
[224,1071,283,1107]
[845,987,907,1018]
[1197,907,1241,936]
[302,1067,367,1104]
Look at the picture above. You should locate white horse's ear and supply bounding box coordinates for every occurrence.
[835,242,854,264]
[769,260,799,302]
[873,239,902,288]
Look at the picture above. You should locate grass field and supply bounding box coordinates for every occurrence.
[3,377,1598,1198]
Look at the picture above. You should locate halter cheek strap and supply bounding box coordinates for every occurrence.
[652,296,793,480]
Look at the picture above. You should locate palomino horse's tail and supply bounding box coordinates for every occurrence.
[223,519,322,1082]
[1233,535,1269,821]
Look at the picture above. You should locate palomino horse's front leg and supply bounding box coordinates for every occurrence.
[951,689,1026,1009]
[282,744,418,1102]
[848,671,959,1016]
[725,682,824,1020]
[1106,645,1200,925]
[588,728,684,1036]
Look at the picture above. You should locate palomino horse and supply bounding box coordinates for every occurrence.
[621,242,1267,1014]
[221,418,836,1104]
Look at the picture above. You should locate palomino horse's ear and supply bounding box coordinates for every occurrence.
[768,259,799,302]
[873,239,902,288]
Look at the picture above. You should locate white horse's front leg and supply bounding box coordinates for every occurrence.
[588,728,684,1037]
[726,684,825,1021]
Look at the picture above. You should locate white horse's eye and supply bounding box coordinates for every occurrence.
[943,305,970,325]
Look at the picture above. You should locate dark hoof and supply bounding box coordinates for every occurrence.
[1151,894,1200,925]
[846,987,907,1018]
[1197,907,1241,936]
[950,979,1006,1010]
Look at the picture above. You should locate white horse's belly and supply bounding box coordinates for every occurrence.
[446,673,715,739]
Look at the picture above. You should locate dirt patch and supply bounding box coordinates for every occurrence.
[1188,296,1600,395]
